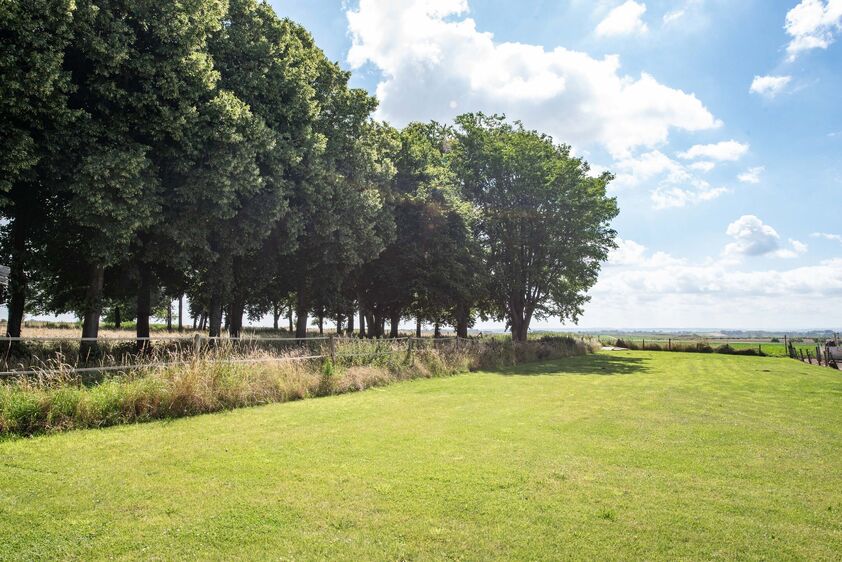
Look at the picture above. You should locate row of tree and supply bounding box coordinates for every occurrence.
[1,0,619,343]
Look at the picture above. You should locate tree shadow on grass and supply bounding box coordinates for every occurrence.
[494,352,649,377]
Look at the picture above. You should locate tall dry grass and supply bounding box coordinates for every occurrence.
[0,336,596,437]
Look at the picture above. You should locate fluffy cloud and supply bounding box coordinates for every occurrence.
[812,232,842,244]
[724,215,782,256]
[737,166,764,184]
[601,257,839,297]
[577,236,840,328]
[663,9,686,25]
[601,238,836,297]
[772,239,809,259]
[613,150,689,186]
[651,185,728,209]
[678,140,749,161]
[346,0,720,158]
[723,215,807,258]
[689,161,716,172]
[749,75,792,97]
[784,0,842,60]
[608,238,685,267]
[596,1,649,37]
[611,150,728,208]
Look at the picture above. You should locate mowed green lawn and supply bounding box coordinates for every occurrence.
[1,352,841,560]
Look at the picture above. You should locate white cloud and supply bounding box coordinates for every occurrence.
[663,9,686,25]
[784,0,842,60]
[812,232,842,244]
[614,150,689,185]
[651,184,728,209]
[749,75,792,97]
[774,239,809,259]
[724,215,782,257]
[582,235,841,328]
[689,161,716,172]
[737,166,764,184]
[723,215,806,259]
[600,238,838,298]
[594,257,842,299]
[608,238,685,267]
[610,150,729,208]
[596,1,649,37]
[346,0,721,158]
[678,140,749,161]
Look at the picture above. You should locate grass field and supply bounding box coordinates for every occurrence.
[1,351,841,560]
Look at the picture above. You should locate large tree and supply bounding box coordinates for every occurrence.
[284,75,398,338]
[452,114,618,342]
[205,1,323,337]
[53,0,228,340]
[0,0,77,337]
[358,122,484,338]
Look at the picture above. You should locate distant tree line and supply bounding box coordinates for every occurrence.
[0,0,618,343]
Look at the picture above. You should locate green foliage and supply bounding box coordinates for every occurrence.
[1,3,618,344]
[0,0,75,196]
[452,114,619,340]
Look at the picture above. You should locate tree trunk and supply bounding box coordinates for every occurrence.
[228,299,244,338]
[166,299,173,332]
[178,295,184,332]
[208,290,223,338]
[336,315,343,335]
[416,317,422,338]
[295,290,308,339]
[455,302,469,339]
[368,311,380,339]
[346,310,354,336]
[317,312,324,335]
[136,268,153,351]
[509,296,530,342]
[81,264,105,354]
[114,305,122,330]
[6,212,27,338]
[359,306,366,338]
[192,314,197,330]
[272,302,280,331]
[389,309,400,338]
[288,303,294,333]
[434,321,441,338]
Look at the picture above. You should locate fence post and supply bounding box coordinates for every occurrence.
[193,333,204,357]
[329,335,336,363]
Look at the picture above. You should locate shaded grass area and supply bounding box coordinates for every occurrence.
[1,352,841,560]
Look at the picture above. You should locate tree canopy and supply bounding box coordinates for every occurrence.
[1,0,618,343]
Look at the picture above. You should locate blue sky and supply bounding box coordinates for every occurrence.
[265,0,842,330]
